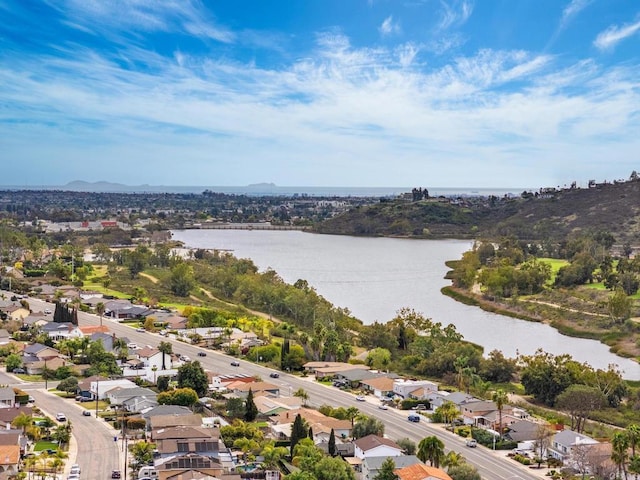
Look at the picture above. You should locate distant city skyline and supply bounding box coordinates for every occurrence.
[1,1,639,188]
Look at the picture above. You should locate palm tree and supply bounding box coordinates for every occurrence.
[628,424,640,458]
[346,406,360,428]
[96,302,105,327]
[12,412,32,433]
[442,451,464,468]
[158,341,173,370]
[438,401,459,431]
[612,431,630,480]
[417,435,445,468]
[293,388,309,407]
[492,389,508,438]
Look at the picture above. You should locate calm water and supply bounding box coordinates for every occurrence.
[172,229,640,379]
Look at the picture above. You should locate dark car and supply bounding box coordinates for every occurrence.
[197,352,207,357]
[12,368,26,374]
[111,471,122,479]
[269,372,280,378]
[407,414,421,423]
[230,361,240,367]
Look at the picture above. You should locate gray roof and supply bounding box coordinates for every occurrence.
[364,455,422,471]
[505,420,542,442]
[0,387,15,402]
[42,322,74,332]
[141,405,192,420]
[338,369,383,382]
[446,392,477,405]
[109,387,157,402]
[553,429,598,447]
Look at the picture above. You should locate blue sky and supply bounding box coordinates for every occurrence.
[1,0,639,188]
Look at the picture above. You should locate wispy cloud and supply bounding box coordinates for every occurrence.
[594,19,640,51]
[45,0,235,43]
[437,0,473,31]
[1,19,639,187]
[561,0,593,28]
[379,15,401,36]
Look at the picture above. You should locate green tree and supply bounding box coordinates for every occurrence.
[244,388,258,422]
[169,262,196,297]
[157,387,198,406]
[556,385,606,433]
[608,288,633,324]
[345,407,360,428]
[447,463,482,480]
[176,361,208,397]
[520,350,579,406]
[491,389,508,437]
[374,457,399,480]
[226,398,245,419]
[130,441,154,473]
[435,401,460,431]
[294,387,309,407]
[290,414,308,456]
[57,376,79,394]
[417,435,445,468]
[366,347,392,371]
[352,416,385,439]
[611,431,629,480]
[6,353,22,372]
[158,341,173,371]
[95,302,105,327]
[328,428,336,456]
[312,457,356,480]
[396,438,416,455]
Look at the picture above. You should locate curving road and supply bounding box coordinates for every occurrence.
[23,295,545,480]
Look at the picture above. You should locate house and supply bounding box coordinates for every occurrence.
[23,355,69,375]
[142,405,194,431]
[393,380,438,399]
[547,429,599,463]
[460,400,515,431]
[362,456,422,480]
[0,406,33,430]
[91,379,137,400]
[78,325,110,336]
[0,330,10,345]
[154,453,225,480]
[272,408,352,441]
[232,382,280,398]
[0,445,20,480]
[122,393,159,413]
[22,343,59,360]
[504,420,547,444]
[208,373,253,392]
[153,426,223,463]
[107,387,157,410]
[149,414,203,438]
[395,464,453,480]
[41,321,82,341]
[0,388,15,409]
[253,396,301,416]
[302,361,370,377]
[0,429,28,456]
[360,377,396,399]
[353,435,404,460]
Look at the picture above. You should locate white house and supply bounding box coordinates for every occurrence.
[42,322,82,341]
[548,429,599,463]
[91,379,137,400]
[392,379,438,399]
[353,435,404,460]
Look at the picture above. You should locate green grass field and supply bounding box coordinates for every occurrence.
[538,257,569,284]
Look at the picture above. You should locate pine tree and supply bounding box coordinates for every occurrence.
[281,339,290,370]
[308,426,314,440]
[244,388,258,422]
[328,428,336,456]
[72,307,78,326]
[374,457,399,480]
[290,414,307,455]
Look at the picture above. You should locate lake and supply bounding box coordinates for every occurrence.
[171,229,640,379]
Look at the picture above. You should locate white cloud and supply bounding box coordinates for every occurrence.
[561,0,593,27]
[379,15,401,36]
[1,28,639,187]
[437,0,473,31]
[594,19,640,51]
[45,0,235,42]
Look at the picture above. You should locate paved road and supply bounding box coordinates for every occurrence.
[23,295,545,480]
[0,371,122,480]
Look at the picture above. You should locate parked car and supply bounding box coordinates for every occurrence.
[407,414,421,423]
[415,403,427,411]
[55,413,67,422]
[12,367,26,374]
[136,327,146,332]
[230,361,240,367]
[44,308,52,315]
[67,474,80,480]
[82,410,91,417]
[378,404,388,410]
[70,465,81,475]
[466,439,477,448]
[111,470,122,479]
[180,355,191,362]
[197,352,207,357]
[269,372,280,378]
[355,395,366,402]
[127,343,138,350]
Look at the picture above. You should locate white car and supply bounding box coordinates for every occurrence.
[378,404,388,410]
[135,327,146,333]
[70,466,81,475]
[127,343,139,350]
[355,395,366,402]
[55,413,67,422]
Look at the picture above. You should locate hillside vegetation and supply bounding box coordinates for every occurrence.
[315,179,640,244]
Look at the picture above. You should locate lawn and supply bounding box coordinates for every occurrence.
[33,441,58,452]
[538,257,569,284]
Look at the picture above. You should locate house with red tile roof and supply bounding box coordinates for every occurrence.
[395,464,452,480]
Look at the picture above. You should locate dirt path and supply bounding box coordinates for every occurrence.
[199,287,282,323]
[139,272,159,284]
[522,299,609,318]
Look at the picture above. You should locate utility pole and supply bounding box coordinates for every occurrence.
[95,377,100,416]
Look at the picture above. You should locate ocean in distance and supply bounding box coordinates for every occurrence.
[0,181,524,198]
[171,229,640,380]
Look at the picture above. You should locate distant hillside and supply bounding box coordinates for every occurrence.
[314,180,640,244]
